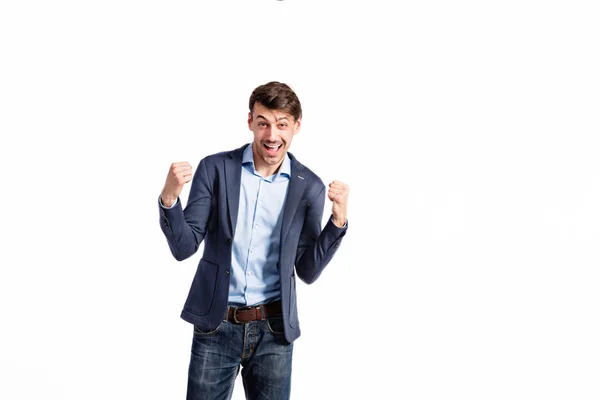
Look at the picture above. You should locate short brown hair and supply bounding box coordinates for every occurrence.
[249,81,302,121]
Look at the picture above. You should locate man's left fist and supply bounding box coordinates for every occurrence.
[327,180,349,228]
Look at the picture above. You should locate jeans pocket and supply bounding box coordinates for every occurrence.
[266,316,285,335]
[193,322,223,336]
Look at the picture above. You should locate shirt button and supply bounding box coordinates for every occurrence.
[254,224,259,229]
[247,271,253,276]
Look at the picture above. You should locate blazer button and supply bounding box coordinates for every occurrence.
[226,239,232,245]
[226,270,230,276]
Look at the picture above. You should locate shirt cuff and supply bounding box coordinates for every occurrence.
[159,195,178,209]
[330,215,348,228]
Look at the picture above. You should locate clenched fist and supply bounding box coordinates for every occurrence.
[327,180,349,228]
[161,162,193,207]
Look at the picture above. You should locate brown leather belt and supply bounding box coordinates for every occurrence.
[227,300,282,324]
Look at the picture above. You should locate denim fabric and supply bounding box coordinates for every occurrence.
[187,316,293,400]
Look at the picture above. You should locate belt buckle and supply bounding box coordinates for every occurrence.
[232,305,260,324]
[232,305,252,324]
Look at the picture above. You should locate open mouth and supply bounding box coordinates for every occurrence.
[263,143,283,156]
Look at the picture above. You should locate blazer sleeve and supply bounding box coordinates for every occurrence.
[158,158,213,261]
[294,185,348,284]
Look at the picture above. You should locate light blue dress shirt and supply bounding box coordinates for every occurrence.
[228,144,290,306]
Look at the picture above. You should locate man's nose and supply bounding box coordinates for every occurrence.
[265,127,278,141]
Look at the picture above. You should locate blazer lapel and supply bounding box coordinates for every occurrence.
[224,147,244,236]
[281,156,307,245]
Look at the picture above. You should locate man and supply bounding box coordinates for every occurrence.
[158,81,349,400]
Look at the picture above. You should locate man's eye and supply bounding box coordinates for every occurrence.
[259,122,267,127]
[279,124,287,129]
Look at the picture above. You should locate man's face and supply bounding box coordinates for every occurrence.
[248,103,301,169]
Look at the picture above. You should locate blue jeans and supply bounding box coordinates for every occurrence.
[187,316,293,400]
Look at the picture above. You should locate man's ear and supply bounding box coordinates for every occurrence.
[247,112,253,130]
[248,113,253,130]
[294,118,302,135]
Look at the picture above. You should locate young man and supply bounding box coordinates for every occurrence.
[158,81,349,400]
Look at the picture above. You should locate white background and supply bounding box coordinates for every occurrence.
[1,1,599,399]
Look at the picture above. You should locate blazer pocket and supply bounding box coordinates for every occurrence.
[184,258,219,316]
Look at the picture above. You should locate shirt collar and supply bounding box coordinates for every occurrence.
[243,143,291,179]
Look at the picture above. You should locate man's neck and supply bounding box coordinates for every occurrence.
[254,158,283,178]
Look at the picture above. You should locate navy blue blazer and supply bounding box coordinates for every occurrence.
[159,144,347,343]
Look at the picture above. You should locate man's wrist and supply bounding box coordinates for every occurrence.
[332,216,347,228]
[160,195,177,208]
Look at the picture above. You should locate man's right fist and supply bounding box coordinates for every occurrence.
[161,162,193,207]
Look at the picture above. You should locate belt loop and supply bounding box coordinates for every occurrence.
[258,305,265,321]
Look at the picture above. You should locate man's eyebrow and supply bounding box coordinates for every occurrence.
[255,115,290,122]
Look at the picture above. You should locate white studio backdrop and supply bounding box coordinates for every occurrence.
[1,1,599,399]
